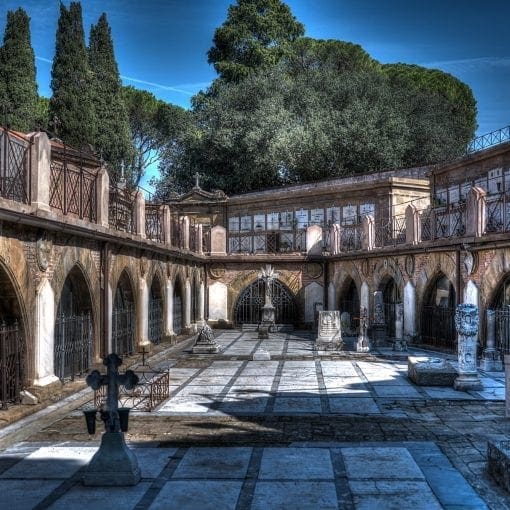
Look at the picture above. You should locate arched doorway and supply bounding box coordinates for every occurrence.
[54,266,93,381]
[112,270,135,355]
[491,274,510,355]
[0,264,25,407]
[148,275,163,345]
[337,278,360,332]
[173,277,184,335]
[421,273,456,351]
[234,279,296,326]
[382,278,400,338]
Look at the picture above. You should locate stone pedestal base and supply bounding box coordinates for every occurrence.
[356,335,370,352]
[371,324,386,345]
[258,322,273,339]
[83,432,141,486]
[488,441,510,492]
[393,339,408,352]
[454,373,483,391]
[192,343,220,354]
[408,357,456,386]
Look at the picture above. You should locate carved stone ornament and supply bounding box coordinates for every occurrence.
[405,255,415,277]
[463,252,477,276]
[454,303,479,337]
[36,233,53,271]
[361,258,369,277]
[140,255,148,277]
[209,263,226,279]
[305,262,322,279]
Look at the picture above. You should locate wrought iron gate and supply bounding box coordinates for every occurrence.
[495,307,510,355]
[421,305,456,351]
[234,279,296,325]
[148,297,163,344]
[0,321,24,408]
[173,294,183,334]
[112,304,135,355]
[54,312,92,381]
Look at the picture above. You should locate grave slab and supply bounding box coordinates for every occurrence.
[408,356,457,386]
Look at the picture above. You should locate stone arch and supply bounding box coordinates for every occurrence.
[419,271,457,351]
[112,268,136,355]
[481,249,510,310]
[54,264,95,380]
[233,277,297,326]
[0,259,29,402]
[173,272,185,335]
[148,270,164,344]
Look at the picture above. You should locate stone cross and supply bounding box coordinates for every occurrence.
[86,353,139,433]
[259,264,277,306]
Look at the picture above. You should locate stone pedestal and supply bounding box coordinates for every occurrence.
[482,309,502,371]
[393,303,407,351]
[192,324,221,354]
[258,304,275,339]
[83,432,141,486]
[454,303,482,391]
[356,307,370,352]
[316,311,343,350]
[408,357,457,386]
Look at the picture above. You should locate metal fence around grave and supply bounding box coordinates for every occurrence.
[0,321,24,408]
[94,369,170,411]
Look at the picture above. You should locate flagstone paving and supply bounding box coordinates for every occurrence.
[0,330,510,509]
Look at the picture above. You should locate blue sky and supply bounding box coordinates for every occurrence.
[1,0,509,187]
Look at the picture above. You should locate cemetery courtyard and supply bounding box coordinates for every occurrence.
[1,330,510,509]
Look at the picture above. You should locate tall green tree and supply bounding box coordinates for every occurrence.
[88,13,132,182]
[0,8,38,132]
[122,86,190,187]
[49,2,96,149]
[208,0,304,83]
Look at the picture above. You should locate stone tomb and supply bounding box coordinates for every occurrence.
[316,311,343,349]
[407,356,457,386]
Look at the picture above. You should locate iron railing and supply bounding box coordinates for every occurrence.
[50,155,98,222]
[112,304,135,356]
[109,185,135,234]
[0,320,24,409]
[467,125,510,154]
[54,312,92,381]
[339,224,362,251]
[0,129,30,204]
[94,369,169,411]
[145,205,163,242]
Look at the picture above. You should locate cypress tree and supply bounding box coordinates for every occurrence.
[89,13,132,181]
[49,2,96,149]
[0,8,38,132]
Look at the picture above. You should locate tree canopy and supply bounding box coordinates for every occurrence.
[0,8,38,132]
[49,2,96,149]
[208,0,304,83]
[88,13,132,182]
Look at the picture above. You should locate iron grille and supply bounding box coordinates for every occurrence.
[112,304,135,355]
[234,279,296,325]
[54,312,92,381]
[467,125,510,154]
[420,305,456,351]
[109,186,135,233]
[0,320,24,409]
[49,157,97,221]
[495,307,510,355]
[340,225,361,251]
[148,297,163,344]
[145,205,163,242]
[434,204,466,239]
[420,208,433,241]
[173,294,183,334]
[0,130,30,204]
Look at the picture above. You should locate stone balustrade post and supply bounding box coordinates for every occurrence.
[181,216,190,251]
[29,131,51,211]
[197,224,203,255]
[210,225,227,255]
[329,223,341,254]
[306,224,322,255]
[454,303,482,391]
[405,204,421,245]
[362,215,375,251]
[96,166,110,228]
[161,205,171,245]
[134,191,145,238]
[466,186,486,237]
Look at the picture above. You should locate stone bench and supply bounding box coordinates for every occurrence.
[407,356,457,386]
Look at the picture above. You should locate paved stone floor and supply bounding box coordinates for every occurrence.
[1,330,510,509]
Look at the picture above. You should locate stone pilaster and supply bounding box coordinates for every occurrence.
[96,166,110,228]
[29,131,51,211]
[362,215,375,251]
[466,186,486,237]
[405,204,421,245]
[161,205,171,246]
[181,216,190,251]
[134,191,145,238]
